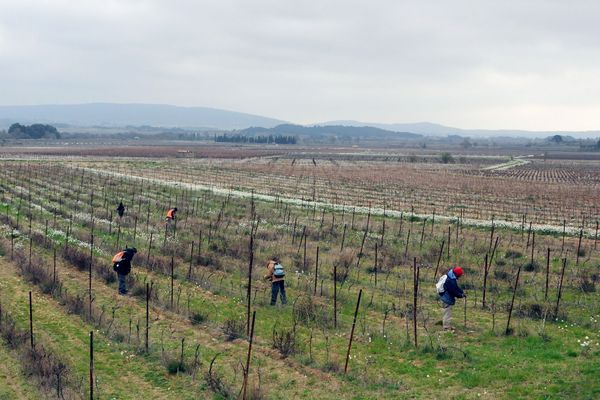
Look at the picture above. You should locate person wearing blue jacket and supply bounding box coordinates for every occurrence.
[439,266,465,330]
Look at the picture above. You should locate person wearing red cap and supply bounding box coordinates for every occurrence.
[437,266,466,331]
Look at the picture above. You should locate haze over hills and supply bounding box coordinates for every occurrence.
[233,124,421,141]
[0,103,286,130]
[318,120,600,139]
[0,103,598,139]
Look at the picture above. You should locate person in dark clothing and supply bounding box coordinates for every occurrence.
[117,202,125,218]
[264,256,286,305]
[438,266,465,330]
[112,247,137,295]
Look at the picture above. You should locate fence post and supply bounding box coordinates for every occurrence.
[505,262,522,335]
[170,256,174,309]
[145,282,150,352]
[29,291,34,349]
[413,258,419,347]
[313,246,319,295]
[89,331,94,400]
[242,310,256,400]
[333,264,337,329]
[344,289,362,374]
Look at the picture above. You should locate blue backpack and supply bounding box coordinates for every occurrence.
[273,263,285,278]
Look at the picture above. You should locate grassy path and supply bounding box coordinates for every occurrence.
[0,259,202,399]
[0,343,43,400]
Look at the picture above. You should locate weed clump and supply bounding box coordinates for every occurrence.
[189,310,208,325]
[62,246,89,270]
[505,250,522,259]
[272,327,297,357]
[222,317,245,341]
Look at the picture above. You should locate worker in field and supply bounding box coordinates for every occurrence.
[112,247,137,295]
[117,201,125,218]
[436,266,465,331]
[166,207,178,224]
[264,256,287,305]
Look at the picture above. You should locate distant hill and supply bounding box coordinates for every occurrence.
[235,124,422,140]
[318,120,600,139]
[0,103,286,130]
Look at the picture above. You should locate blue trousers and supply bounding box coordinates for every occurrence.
[271,280,286,305]
[118,273,127,294]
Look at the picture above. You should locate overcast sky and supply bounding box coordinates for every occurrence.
[1,0,599,130]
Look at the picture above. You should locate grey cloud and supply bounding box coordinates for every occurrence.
[0,0,599,130]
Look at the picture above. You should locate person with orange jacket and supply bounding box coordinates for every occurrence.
[165,207,178,229]
[112,247,137,295]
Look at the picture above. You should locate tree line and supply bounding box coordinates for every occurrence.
[5,123,61,139]
[214,134,297,144]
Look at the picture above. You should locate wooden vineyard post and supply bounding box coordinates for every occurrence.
[576,229,583,265]
[29,236,32,269]
[246,231,254,337]
[530,232,535,266]
[89,331,94,400]
[29,291,34,349]
[595,221,598,250]
[413,258,419,348]
[89,234,94,321]
[242,310,256,400]
[545,248,550,301]
[447,226,451,259]
[432,240,445,280]
[133,216,138,242]
[333,264,337,329]
[146,232,153,266]
[170,256,174,309]
[344,289,362,374]
[505,262,522,335]
[53,248,57,286]
[374,243,378,287]
[187,241,195,280]
[554,258,567,320]
[561,220,566,254]
[314,246,319,295]
[340,223,347,251]
[303,232,307,273]
[145,282,150,352]
[464,292,468,329]
[482,254,489,308]
[116,225,121,252]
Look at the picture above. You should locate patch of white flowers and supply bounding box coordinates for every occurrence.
[80,166,595,238]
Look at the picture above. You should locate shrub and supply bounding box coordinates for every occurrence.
[63,293,85,315]
[189,311,208,325]
[62,246,89,271]
[97,263,117,284]
[333,249,354,284]
[293,296,316,325]
[0,315,28,348]
[222,317,245,341]
[272,327,296,357]
[166,359,187,375]
[505,250,522,259]
[494,270,510,281]
[515,303,544,320]
[580,277,596,293]
[523,261,539,272]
